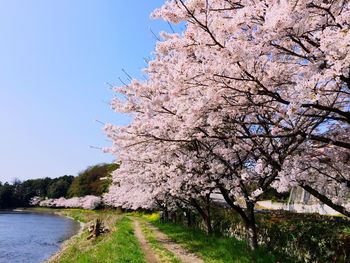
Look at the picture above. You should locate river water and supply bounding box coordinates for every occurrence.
[0,211,80,263]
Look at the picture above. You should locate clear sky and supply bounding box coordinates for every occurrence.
[0,0,171,183]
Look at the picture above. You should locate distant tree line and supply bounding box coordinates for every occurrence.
[0,163,118,209]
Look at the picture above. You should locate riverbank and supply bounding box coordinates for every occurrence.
[37,208,146,263]
[44,214,85,262]
[22,208,117,262]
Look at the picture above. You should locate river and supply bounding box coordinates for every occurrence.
[0,210,80,263]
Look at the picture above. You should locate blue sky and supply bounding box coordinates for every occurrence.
[0,0,172,182]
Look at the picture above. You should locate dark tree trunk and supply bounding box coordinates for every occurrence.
[164,208,169,221]
[243,201,258,250]
[191,199,213,234]
[87,219,104,240]
[205,195,213,234]
[186,210,192,227]
[219,187,258,250]
[182,209,193,227]
[204,213,213,234]
[170,212,175,223]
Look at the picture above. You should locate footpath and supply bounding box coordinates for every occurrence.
[132,218,204,263]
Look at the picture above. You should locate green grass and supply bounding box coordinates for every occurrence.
[139,220,181,263]
[342,226,350,234]
[58,208,99,223]
[23,207,101,223]
[142,213,290,263]
[52,211,146,263]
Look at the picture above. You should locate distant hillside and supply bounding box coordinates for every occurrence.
[67,163,118,197]
[0,163,118,208]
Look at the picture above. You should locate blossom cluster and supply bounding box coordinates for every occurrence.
[30,195,102,210]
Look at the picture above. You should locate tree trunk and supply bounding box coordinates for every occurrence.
[205,197,213,234]
[164,209,169,222]
[204,213,213,234]
[244,221,258,250]
[244,201,258,250]
[183,209,193,227]
[191,199,213,234]
[185,210,192,227]
[87,219,102,240]
[219,187,258,250]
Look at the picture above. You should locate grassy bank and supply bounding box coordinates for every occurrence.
[46,209,146,263]
[140,213,293,263]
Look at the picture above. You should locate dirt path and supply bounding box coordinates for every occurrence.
[133,220,160,263]
[142,221,204,263]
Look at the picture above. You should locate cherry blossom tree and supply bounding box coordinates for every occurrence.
[151,0,350,212]
[105,0,349,249]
